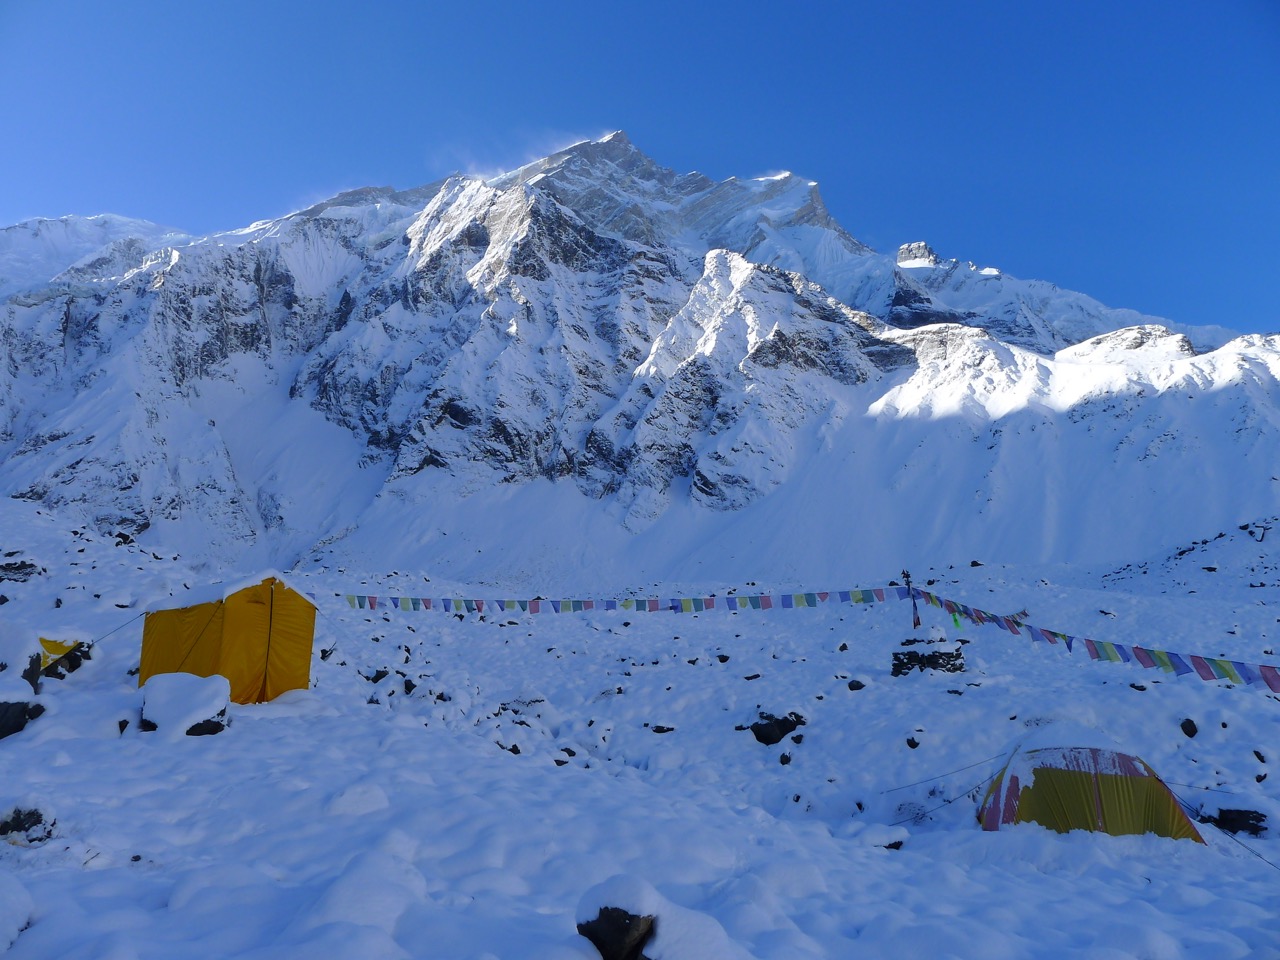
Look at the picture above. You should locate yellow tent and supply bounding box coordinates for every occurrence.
[978,744,1204,842]
[139,576,316,704]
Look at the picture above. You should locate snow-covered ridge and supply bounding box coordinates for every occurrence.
[0,132,1277,578]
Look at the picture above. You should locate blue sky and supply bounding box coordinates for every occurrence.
[2,0,1277,333]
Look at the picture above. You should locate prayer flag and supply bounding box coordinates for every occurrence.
[1085,639,1100,660]
[1259,664,1280,692]
[346,595,357,608]
[761,595,773,610]
[1208,658,1243,684]
[1189,656,1217,681]
[1132,646,1157,668]
[1231,660,1261,685]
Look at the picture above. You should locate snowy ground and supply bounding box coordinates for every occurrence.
[1,504,1279,958]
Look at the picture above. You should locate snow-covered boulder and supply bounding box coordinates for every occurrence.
[140,673,231,738]
[576,875,755,960]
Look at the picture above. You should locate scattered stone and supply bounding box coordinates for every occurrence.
[906,737,920,749]
[847,679,865,691]
[651,725,675,734]
[716,654,730,663]
[779,753,791,766]
[576,906,655,960]
[1181,718,1198,738]
[743,673,761,681]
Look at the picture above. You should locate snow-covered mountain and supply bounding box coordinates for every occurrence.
[1,131,1276,583]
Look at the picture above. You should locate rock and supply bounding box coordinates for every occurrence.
[1198,808,1267,837]
[576,906,656,960]
[891,635,965,676]
[577,873,751,959]
[140,673,232,738]
[749,711,806,746]
[1180,718,1198,738]
[896,241,940,267]
[0,701,44,740]
[0,807,53,844]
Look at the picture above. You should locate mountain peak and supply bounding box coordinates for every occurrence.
[897,241,941,268]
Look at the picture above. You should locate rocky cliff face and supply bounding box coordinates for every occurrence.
[1,132,1276,575]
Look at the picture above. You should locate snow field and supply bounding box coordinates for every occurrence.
[2,530,1279,957]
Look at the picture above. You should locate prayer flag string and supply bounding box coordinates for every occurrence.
[333,583,1278,693]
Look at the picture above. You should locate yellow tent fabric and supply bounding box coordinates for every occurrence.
[39,638,82,670]
[978,745,1204,842]
[139,576,315,704]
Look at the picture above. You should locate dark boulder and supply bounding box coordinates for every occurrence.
[1199,808,1267,837]
[577,906,655,960]
[0,701,44,740]
[749,711,806,746]
[0,807,53,844]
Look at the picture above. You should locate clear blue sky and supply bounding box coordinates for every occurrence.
[3,0,1277,333]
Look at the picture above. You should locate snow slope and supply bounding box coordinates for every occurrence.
[0,501,1277,958]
